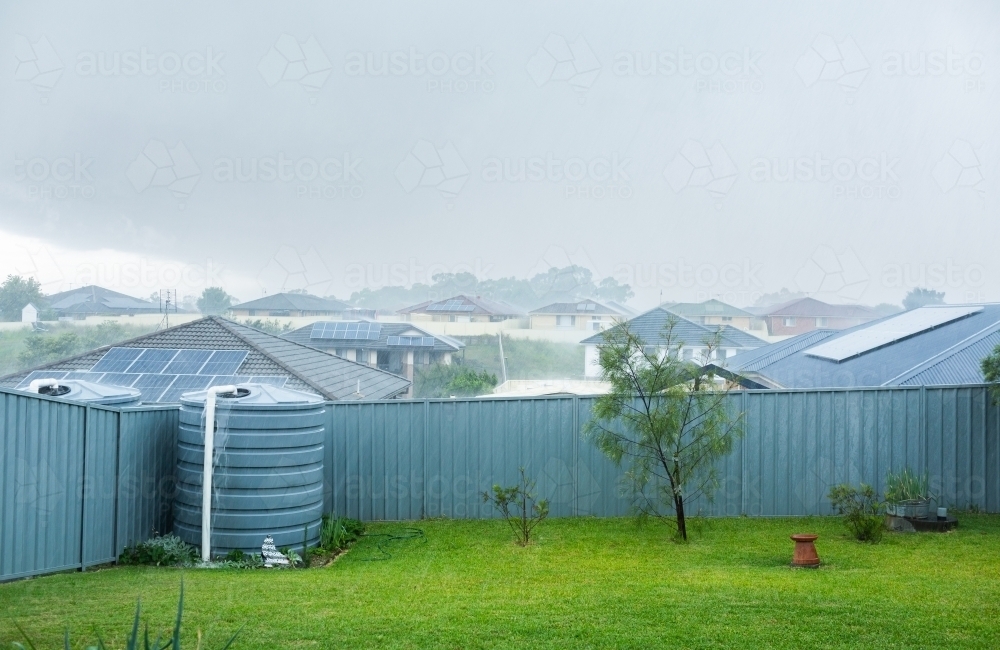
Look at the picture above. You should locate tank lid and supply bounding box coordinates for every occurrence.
[33,379,141,405]
[179,383,324,408]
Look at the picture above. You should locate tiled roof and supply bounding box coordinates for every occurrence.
[230,292,350,312]
[762,297,876,318]
[530,299,625,316]
[397,294,524,316]
[44,285,160,314]
[662,299,754,319]
[283,321,464,353]
[580,307,766,351]
[0,316,410,400]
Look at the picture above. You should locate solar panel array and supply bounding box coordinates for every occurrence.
[426,300,475,312]
[15,347,288,403]
[805,306,984,362]
[576,303,597,311]
[310,321,382,340]
[386,336,436,347]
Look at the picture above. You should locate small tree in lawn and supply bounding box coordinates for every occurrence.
[585,319,743,541]
[481,468,549,546]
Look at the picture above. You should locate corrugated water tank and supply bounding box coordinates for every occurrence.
[30,379,142,406]
[173,383,325,556]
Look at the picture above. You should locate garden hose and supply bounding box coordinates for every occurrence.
[356,527,425,561]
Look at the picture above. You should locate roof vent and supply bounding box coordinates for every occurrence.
[37,384,71,397]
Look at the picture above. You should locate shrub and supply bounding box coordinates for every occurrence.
[120,534,198,567]
[320,514,365,552]
[828,483,886,543]
[481,467,549,546]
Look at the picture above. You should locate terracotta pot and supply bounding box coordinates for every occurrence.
[790,533,820,568]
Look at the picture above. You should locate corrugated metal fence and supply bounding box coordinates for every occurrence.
[0,388,177,582]
[325,385,1000,520]
[4,384,999,581]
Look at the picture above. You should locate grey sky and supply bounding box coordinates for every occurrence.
[1,1,996,308]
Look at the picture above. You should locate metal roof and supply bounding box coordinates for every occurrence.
[283,321,464,352]
[579,307,766,351]
[0,316,410,401]
[230,292,351,312]
[44,285,161,314]
[706,304,1000,388]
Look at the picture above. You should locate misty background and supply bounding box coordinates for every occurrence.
[1,1,997,310]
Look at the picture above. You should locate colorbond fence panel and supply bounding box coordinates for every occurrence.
[0,389,177,582]
[327,386,1000,521]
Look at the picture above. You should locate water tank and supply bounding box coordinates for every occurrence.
[173,384,325,557]
[31,379,142,406]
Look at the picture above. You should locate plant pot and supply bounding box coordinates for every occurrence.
[790,533,820,568]
[887,498,931,519]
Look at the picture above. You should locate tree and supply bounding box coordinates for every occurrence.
[981,345,1000,403]
[481,468,549,546]
[584,320,743,541]
[0,275,44,322]
[595,276,634,303]
[196,287,236,315]
[903,287,945,310]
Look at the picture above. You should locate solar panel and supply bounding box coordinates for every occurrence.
[311,321,382,340]
[133,374,177,402]
[97,373,140,387]
[387,336,436,347]
[198,350,248,375]
[127,349,180,373]
[805,305,983,362]
[163,349,213,374]
[63,371,92,380]
[171,374,214,390]
[426,300,475,312]
[15,371,68,389]
[207,375,251,387]
[90,347,144,373]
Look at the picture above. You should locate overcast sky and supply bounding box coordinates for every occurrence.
[1,1,997,309]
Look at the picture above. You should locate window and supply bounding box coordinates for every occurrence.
[556,315,575,327]
[248,309,256,316]
[722,316,732,322]
[783,317,797,327]
[816,317,827,327]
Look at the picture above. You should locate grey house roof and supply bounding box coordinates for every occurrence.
[397,294,524,316]
[230,292,351,313]
[761,297,876,319]
[0,316,410,400]
[283,321,464,353]
[530,299,626,316]
[708,304,1000,388]
[44,285,161,315]
[662,299,755,319]
[580,307,766,350]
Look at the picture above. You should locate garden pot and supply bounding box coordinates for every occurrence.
[790,533,820,568]
[887,498,931,519]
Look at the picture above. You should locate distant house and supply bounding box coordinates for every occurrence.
[706,304,1000,389]
[45,285,161,319]
[529,299,629,333]
[283,321,463,395]
[0,316,410,401]
[229,292,352,318]
[758,297,877,336]
[662,299,762,331]
[396,295,524,323]
[21,303,38,323]
[579,307,766,378]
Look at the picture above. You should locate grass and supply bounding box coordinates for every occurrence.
[457,336,585,381]
[2,516,1000,648]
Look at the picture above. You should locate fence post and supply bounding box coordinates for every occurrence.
[741,391,748,516]
[573,396,579,516]
[79,405,91,572]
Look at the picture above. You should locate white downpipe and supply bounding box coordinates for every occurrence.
[202,385,236,562]
[29,378,62,392]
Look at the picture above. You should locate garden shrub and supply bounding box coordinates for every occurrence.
[828,483,886,543]
[120,534,198,567]
[320,514,365,552]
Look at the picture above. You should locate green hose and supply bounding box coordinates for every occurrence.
[355,527,425,561]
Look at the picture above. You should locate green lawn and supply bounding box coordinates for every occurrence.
[2,516,999,649]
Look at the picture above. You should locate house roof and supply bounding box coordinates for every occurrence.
[0,316,410,401]
[529,299,626,316]
[230,292,351,313]
[44,285,161,314]
[283,321,464,353]
[761,297,876,319]
[707,304,1000,388]
[661,299,754,319]
[397,294,524,316]
[580,307,766,350]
